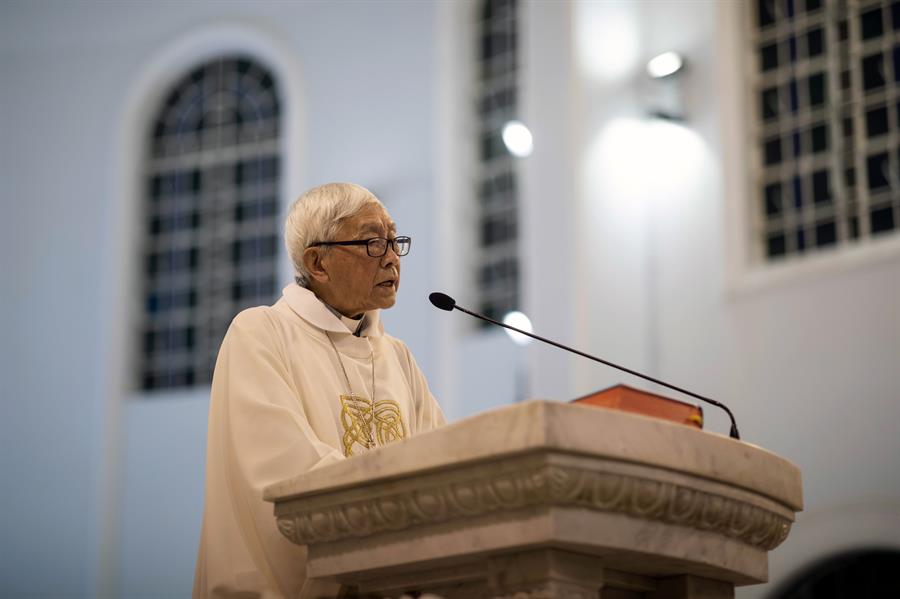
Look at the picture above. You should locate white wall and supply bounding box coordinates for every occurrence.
[567,1,900,597]
[1,1,440,596]
[3,0,899,597]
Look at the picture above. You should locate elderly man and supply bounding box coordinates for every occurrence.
[193,183,446,598]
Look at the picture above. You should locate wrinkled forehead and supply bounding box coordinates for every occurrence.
[345,204,397,235]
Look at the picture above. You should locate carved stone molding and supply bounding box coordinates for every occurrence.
[275,462,791,552]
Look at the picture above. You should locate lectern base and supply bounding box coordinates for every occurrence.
[346,548,733,599]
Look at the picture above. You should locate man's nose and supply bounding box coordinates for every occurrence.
[381,243,400,266]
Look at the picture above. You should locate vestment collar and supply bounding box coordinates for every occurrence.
[281,284,384,338]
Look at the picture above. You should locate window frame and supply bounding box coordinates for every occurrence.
[721,0,900,298]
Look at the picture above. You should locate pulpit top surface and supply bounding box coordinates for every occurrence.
[264,400,802,512]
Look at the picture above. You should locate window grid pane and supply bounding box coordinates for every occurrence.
[476,0,520,326]
[749,0,900,262]
[140,56,281,392]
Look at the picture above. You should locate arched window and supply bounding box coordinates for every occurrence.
[475,0,520,323]
[139,56,281,391]
[749,0,900,262]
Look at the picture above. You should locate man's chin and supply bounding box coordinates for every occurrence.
[373,290,397,310]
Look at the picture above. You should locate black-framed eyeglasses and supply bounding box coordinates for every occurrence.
[309,236,411,257]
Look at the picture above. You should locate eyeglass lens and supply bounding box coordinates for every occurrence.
[367,237,410,257]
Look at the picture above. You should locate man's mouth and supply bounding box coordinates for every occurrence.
[377,280,396,288]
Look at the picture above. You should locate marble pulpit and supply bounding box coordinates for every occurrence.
[264,400,803,598]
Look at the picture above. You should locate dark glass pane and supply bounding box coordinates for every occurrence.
[838,20,848,41]
[861,7,884,40]
[239,157,279,183]
[481,214,517,246]
[482,0,516,23]
[808,73,826,106]
[787,0,795,18]
[850,215,860,238]
[789,80,799,112]
[143,329,156,353]
[866,106,889,137]
[481,31,513,62]
[230,277,275,302]
[812,170,830,204]
[152,211,200,235]
[793,130,802,157]
[894,45,900,82]
[231,235,278,264]
[479,86,516,116]
[762,87,779,120]
[145,289,195,314]
[871,206,896,233]
[764,137,782,165]
[152,171,193,198]
[810,124,828,153]
[805,0,822,12]
[788,36,797,62]
[806,28,824,57]
[843,116,854,138]
[863,53,886,91]
[259,72,274,92]
[764,182,783,216]
[757,0,776,28]
[761,43,779,71]
[767,233,786,257]
[479,257,518,286]
[146,248,196,276]
[893,1,900,30]
[815,221,837,246]
[150,326,194,351]
[151,175,163,199]
[480,131,506,160]
[796,228,806,251]
[841,69,851,89]
[235,197,278,222]
[846,167,856,187]
[793,176,803,209]
[480,171,516,203]
[867,152,890,190]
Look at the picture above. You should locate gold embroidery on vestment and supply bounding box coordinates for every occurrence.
[339,394,407,457]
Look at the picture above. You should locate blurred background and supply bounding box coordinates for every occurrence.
[1,0,898,597]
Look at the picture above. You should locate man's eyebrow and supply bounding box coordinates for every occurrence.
[359,221,397,234]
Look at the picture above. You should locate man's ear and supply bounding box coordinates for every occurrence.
[302,247,330,283]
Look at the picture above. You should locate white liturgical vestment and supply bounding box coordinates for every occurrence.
[193,284,446,598]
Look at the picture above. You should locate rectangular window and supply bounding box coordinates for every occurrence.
[748,0,900,262]
[475,0,520,324]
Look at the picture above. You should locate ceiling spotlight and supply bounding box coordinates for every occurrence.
[502,310,534,346]
[502,120,534,157]
[647,51,684,79]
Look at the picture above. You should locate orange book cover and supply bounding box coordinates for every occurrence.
[571,384,703,430]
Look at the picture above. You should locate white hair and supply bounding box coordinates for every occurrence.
[284,182,384,287]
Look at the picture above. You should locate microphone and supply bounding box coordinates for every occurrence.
[428,292,740,440]
[429,292,456,311]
